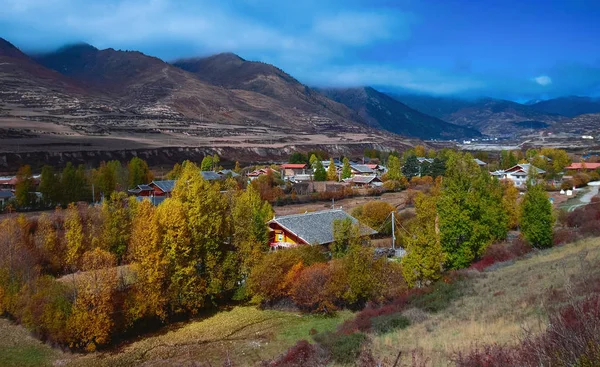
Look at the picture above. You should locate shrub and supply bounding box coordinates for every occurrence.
[370,313,410,334]
[267,339,328,367]
[410,280,461,313]
[314,331,367,364]
[470,240,531,272]
[290,263,336,313]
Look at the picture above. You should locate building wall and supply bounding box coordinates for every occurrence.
[268,223,306,247]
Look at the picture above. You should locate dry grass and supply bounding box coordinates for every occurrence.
[64,306,352,367]
[372,237,600,366]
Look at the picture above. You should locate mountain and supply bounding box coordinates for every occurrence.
[172,53,358,122]
[393,94,564,136]
[320,87,480,140]
[529,96,600,117]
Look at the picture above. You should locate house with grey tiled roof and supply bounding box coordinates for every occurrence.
[343,175,382,187]
[268,209,376,248]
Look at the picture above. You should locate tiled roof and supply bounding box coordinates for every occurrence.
[218,169,240,177]
[269,209,376,245]
[150,180,177,193]
[351,164,374,173]
[566,163,600,170]
[474,158,487,166]
[350,175,380,184]
[200,171,223,181]
[0,190,14,199]
[281,164,307,169]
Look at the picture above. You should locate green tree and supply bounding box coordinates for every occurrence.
[309,154,319,170]
[331,218,365,258]
[430,157,446,178]
[39,165,61,207]
[313,160,327,181]
[402,155,420,179]
[437,152,507,269]
[93,161,124,199]
[342,157,352,179]
[200,156,213,171]
[386,155,402,181]
[327,158,338,181]
[61,163,89,205]
[289,152,308,164]
[127,157,153,188]
[212,154,220,171]
[520,182,554,248]
[15,165,35,208]
[402,190,446,287]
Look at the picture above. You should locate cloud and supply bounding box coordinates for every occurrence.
[534,75,552,86]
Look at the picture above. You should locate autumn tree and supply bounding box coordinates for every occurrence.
[15,165,35,208]
[67,248,118,351]
[414,145,427,157]
[331,218,366,258]
[351,201,395,235]
[127,157,153,188]
[502,181,520,230]
[38,165,61,207]
[233,161,241,174]
[231,185,273,278]
[386,155,403,181]
[520,182,554,248]
[93,160,126,199]
[126,199,168,323]
[327,158,338,181]
[64,203,84,270]
[212,154,220,170]
[401,190,446,287]
[166,162,183,180]
[101,192,132,261]
[35,212,64,274]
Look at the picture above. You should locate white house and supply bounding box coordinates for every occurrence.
[490,164,545,187]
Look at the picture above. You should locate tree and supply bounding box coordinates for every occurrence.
[231,185,273,278]
[437,152,507,269]
[386,155,402,181]
[212,154,220,171]
[38,165,61,207]
[401,191,446,287]
[342,157,352,179]
[289,152,308,164]
[126,200,168,323]
[67,248,118,351]
[309,154,319,170]
[166,162,182,180]
[414,145,427,157]
[520,182,554,248]
[93,161,121,199]
[327,158,337,181]
[64,203,84,270]
[201,156,213,171]
[502,181,520,230]
[402,155,420,179]
[313,160,327,181]
[331,218,366,258]
[35,212,64,273]
[127,157,153,188]
[351,201,395,235]
[15,165,35,208]
[61,163,89,205]
[101,192,132,261]
[233,161,241,174]
[430,157,446,178]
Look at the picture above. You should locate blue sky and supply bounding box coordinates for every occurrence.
[1,0,599,101]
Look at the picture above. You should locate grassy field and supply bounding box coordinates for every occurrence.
[0,318,60,367]
[372,236,600,366]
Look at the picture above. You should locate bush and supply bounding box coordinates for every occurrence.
[314,332,367,364]
[267,339,328,367]
[470,240,532,272]
[290,263,336,313]
[370,313,410,334]
[410,280,461,313]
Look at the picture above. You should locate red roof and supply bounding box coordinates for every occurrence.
[280,164,306,169]
[566,163,600,170]
[366,164,379,169]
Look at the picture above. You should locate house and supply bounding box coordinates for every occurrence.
[200,171,223,181]
[0,175,41,190]
[350,164,374,176]
[474,158,487,167]
[565,162,600,171]
[147,180,176,197]
[490,164,545,187]
[280,163,307,178]
[247,167,275,180]
[268,209,377,248]
[344,175,382,187]
[127,184,153,197]
[416,157,434,164]
[217,169,240,178]
[0,190,14,207]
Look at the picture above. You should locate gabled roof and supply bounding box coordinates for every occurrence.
[268,209,376,245]
[504,164,545,174]
[0,190,14,199]
[218,169,240,177]
[347,175,381,184]
[280,163,307,169]
[150,180,176,193]
[474,158,487,166]
[417,157,434,164]
[350,164,374,174]
[200,171,223,181]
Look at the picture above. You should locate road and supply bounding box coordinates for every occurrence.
[567,181,600,212]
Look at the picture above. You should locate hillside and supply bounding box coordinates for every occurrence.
[3,235,599,366]
[320,87,481,140]
[394,94,565,136]
[530,96,600,117]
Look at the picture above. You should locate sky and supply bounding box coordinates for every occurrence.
[1,0,600,101]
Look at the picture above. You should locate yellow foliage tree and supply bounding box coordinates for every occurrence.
[64,203,84,270]
[67,248,118,351]
[327,158,338,181]
[502,181,520,230]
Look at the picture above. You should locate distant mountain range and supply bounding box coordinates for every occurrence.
[2,36,600,146]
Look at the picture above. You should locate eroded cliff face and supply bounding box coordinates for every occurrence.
[0,142,399,173]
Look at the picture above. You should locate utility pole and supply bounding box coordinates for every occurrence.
[391,211,396,250]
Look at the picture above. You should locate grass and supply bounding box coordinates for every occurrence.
[372,236,600,366]
[0,318,60,367]
[63,306,352,366]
